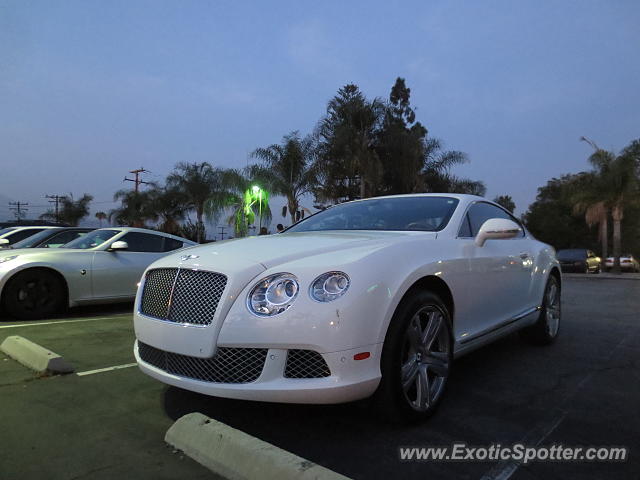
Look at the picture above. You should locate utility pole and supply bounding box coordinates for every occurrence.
[217,226,227,240]
[8,201,29,222]
[124,167,151,192]
[45,194,65,223]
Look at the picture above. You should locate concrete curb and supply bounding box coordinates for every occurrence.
[563,273,640,281]
[166,412,352,480]
[0,335,75,374]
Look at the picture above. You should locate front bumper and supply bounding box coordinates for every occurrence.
[134,340,382,404]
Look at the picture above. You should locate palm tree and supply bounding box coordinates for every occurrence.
[252,132,317,225]
[572,172,609,260]
[205,168,272,237]
[95,211,107,227]
[575,137,640,272]
[167,162,223,242]
[419,138,486,195]
[147,186,188,235]
[109,189,155,227]
[40,193,93,226]
[493,195,516,213]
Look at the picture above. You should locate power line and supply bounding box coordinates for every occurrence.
[45,194,65,223]
[8,201,29,221]
[124,167,151,192]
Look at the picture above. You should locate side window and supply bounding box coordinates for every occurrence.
[8,228,44,244]
[458,214,472,237]
[467,203,524,238]
[119,232,165,252]
[163,237,183,252]
[42,230,85,248]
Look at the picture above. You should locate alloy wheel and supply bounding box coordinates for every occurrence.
[16,278,55,312]
[545,278,561,337]
[400,306,450,412]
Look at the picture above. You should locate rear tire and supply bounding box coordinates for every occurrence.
[520,275,561,345]
[2,269,65,320]
[373,290,453,423]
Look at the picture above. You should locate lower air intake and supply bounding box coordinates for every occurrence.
[284,349,331,378]
[137,342,267,384]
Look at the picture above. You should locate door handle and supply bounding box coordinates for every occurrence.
[519,252,530,259]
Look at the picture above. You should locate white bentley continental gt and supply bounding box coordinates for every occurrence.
[133,194,561,420]
[0,227,196,320]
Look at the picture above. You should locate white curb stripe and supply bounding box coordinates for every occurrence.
[76,363,138,376]
[0,315,129,329]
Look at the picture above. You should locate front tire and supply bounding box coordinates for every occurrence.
[520,275,561,345]
[374,290,453,422]
[2,269,65,320]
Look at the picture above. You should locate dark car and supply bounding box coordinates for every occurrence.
[9,227,94,249]
[556,248,601,273]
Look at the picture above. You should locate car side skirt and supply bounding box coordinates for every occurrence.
[453,306,541,358]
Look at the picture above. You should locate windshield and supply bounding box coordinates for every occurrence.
[62,229,119,249]
[0,227,16,236]
[11,229,63,249]
[557,249,586,261]
[287,196,459,233]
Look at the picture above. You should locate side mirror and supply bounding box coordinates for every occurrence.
[475,218,521,247]
[0,239,9,246]
[108,240,129,252]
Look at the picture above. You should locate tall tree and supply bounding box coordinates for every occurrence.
[574,137,640,272]
[40,193,93,226]
[376,78,428,195]
[205,168,272,237]
[493,195,516,213]
[251,131,317,225]
[95,211,107,227]
[109,189,154,227]
[419,138,486,195]
[147,186,188,235]
[525,174,598,249]
[315,84,385,202]
[167,162,223,242]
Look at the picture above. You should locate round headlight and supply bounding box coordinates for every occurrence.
[310,271,350,302]
[247,273,299,316]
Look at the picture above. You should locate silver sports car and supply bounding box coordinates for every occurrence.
[0,227,197,320]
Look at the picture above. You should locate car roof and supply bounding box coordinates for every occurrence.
[95,226,196,244]
[6,225,59,231]
[346,193,485,203]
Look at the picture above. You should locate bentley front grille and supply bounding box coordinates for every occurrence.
[284,349,331,378]
[140,268,227,326]
[137,342,267,383]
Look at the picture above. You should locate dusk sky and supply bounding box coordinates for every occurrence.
[1,0,639,225]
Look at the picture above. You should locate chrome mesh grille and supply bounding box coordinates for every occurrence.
[284,349,331,378]
[137,342,267,383]
[140,268,227,326]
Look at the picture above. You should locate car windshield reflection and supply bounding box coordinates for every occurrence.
[286,196,459,233]
[62,230,119,249]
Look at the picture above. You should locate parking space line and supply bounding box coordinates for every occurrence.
[76,363,138,376]
[480,333,631,480]
[0,315,130,329]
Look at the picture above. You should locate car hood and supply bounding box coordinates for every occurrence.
[158,230,435,272]
[0,248,92,258]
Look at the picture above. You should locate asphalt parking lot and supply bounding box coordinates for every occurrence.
[1,276,638,480]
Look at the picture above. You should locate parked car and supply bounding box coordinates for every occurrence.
[0,227,197,319]
[134,194,561,422]
[0,226,59,249]
[9,227,94,249]
[605,254,640,272]
[556,249,601,273]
